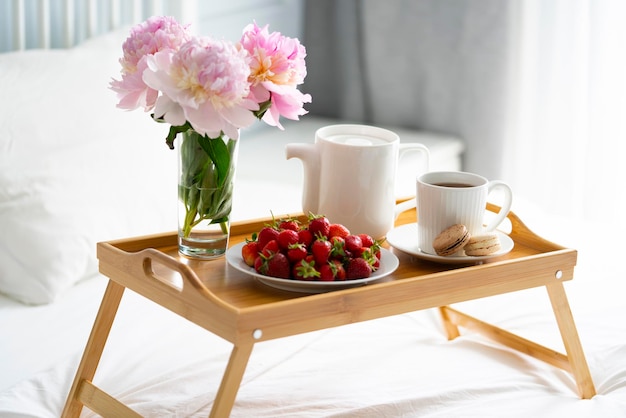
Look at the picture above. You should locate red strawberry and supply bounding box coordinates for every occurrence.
[330,236,345,245]
[371,255,381,271]
[361,247,380,271]
[265,252,291,279]
[278,218,300,231]
[358,233,375,248]
[292,258,320,281]
[257,226,279,250]
[286,243,308,263]
[370,240,383,259]
[241,240,259,267]
[254,256,264,273]
[308,214,330,238]
[345,257,372,279]
[330,236,346,260]
[328,223,350,239]
[261,239,280,256]
[277,229,299,250]
[298,229,313,247]
[350,246,367,258]
[332,259,346,281]
[311,238,332,265]
[344,234,363,253]
[318,262,336,282]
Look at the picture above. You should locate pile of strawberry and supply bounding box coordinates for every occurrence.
[241,214,383,281]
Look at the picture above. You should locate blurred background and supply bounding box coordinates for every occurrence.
[3,0,625,224]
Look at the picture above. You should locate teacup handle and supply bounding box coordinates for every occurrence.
[484,181,513,232]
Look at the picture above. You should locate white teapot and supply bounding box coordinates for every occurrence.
[285,124,429,239]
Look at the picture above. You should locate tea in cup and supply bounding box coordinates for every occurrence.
[416,171,513,255]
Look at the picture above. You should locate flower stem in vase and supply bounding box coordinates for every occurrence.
[177,129,238,259]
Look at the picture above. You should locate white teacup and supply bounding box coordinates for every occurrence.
[415,171,513,255]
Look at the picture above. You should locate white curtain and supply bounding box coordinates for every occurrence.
[303,0,515,181]
[504,0,626,222]
[303,0,626,223]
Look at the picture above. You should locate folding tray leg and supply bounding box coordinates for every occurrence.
[545,282,596,399]
[439,283,597,399]
[210,342,254,418]
[61,279,126,418]
[438,306,461,339]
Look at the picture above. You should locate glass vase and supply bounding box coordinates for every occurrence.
[177,129,238,259]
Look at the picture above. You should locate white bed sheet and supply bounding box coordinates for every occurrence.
[1,17,625,418]
[1,200,626,417]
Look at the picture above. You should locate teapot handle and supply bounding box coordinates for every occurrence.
[399,143,430,166]
[394,143,429,220]
[285,143,320,215]
[394,197,416,220]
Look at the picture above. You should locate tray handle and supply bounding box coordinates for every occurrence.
[487,202,529,234]
[133,248,230,308]
[487,202,566,250]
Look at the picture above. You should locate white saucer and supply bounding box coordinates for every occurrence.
[386,223,514,264]
[226,243,399,293]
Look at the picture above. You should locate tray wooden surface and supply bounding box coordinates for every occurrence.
[63,204,595,418]
[96,204,575,343]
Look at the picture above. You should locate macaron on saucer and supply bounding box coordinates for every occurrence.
[464,233,502,256]
[432,224,471,256]
[386,223,514,264]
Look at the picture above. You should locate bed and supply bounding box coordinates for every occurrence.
[1,1,626,417]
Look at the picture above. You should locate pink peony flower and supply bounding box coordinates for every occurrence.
[240,22,312,129]
[110,17,312,243]
[110,16,191,111]
[111,17,311,138]
[142,37,259,139]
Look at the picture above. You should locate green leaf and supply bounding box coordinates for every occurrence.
[179,130,209,188]
[197,134,230,188]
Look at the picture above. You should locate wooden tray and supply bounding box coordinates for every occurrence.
[62,204,596,417]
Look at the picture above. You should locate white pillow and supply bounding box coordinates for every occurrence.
[0,30,178,304]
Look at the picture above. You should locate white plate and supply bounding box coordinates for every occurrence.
[226,243,399,293]
[386,223,514,264]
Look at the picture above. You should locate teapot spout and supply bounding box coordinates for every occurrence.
[285,143,320,216]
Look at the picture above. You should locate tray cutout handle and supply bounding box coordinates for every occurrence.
[142,251,185,292]
[136,248,217,302]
